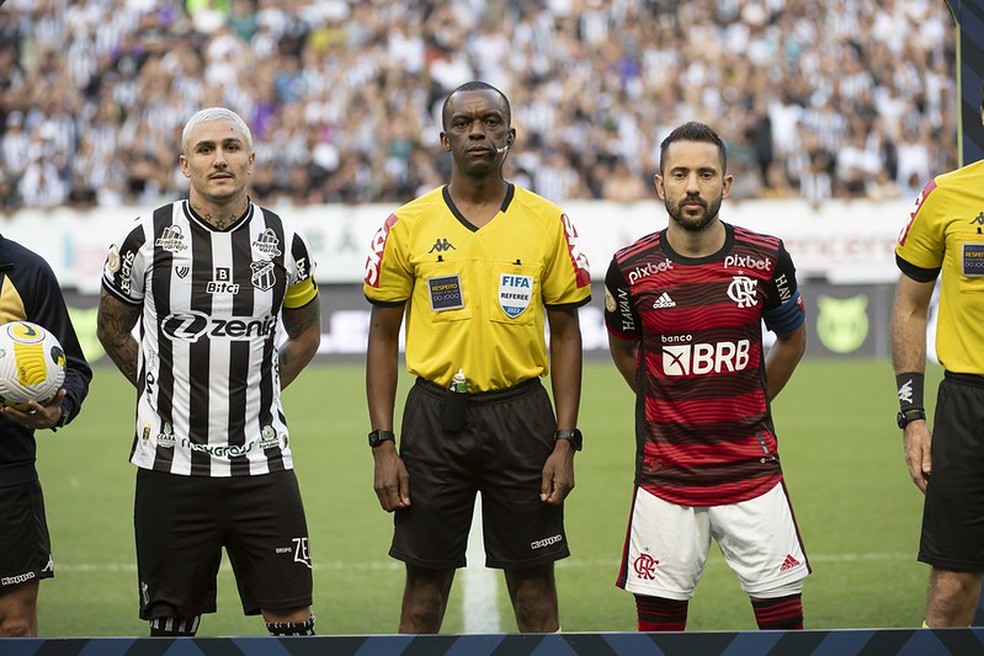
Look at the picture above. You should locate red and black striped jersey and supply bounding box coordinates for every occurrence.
[605,223,805,506]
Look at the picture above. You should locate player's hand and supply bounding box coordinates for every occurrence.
[372,441,410,511]
[903,419,932,493]
[540,439,575,505]
[1,389,66,431]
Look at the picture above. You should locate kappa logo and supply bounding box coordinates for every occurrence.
[652,292,676,309]
[971,212,984,226]
[428,237,456,253]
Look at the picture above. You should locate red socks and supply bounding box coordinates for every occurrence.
[751,594,804,630]
[635,594,689,631]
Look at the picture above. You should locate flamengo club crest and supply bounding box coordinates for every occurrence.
[499,274,533,318]
[727,275,758,308]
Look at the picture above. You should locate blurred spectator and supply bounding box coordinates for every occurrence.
[0,0,958,211]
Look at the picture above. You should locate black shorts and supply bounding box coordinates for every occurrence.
[920,371,984,571]
[0,480,52,590]
[391,377,570,570]
[134,468,313,620]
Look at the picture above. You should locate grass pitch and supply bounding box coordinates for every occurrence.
[33,358,938,636]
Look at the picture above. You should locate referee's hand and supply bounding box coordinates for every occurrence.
[902,419,932,493]
[540,440,576,505]
[373,441,411,511]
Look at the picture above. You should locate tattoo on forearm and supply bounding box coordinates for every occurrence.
[98,296,141,387]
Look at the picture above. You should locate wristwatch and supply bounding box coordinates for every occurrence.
[896,408,926,429]
[555,428,583,452]
[368,429,396,448]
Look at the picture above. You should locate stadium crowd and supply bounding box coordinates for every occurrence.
[0,0,957,213]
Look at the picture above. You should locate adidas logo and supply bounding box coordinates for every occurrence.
[652,292,676,309]
[779,554,801,572]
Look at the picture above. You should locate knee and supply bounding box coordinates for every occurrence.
[0,615,34,637]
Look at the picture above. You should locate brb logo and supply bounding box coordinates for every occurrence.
[662,338,751,376]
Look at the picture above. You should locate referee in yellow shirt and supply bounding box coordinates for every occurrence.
[363,81,591,633]
[891,88,984,628]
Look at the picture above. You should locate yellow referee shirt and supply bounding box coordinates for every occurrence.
[364,184,591,390]
[896,159,984,374]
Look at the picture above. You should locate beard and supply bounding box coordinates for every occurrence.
[665,194,723,232]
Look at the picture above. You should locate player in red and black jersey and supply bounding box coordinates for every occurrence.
[604,122,809,632]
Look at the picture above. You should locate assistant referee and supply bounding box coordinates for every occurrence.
[891,87,984,628]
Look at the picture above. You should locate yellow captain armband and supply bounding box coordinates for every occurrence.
[284,277,318,309]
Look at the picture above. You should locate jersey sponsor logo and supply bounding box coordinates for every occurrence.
[252,228,282,258]
[181,437,255,458]
[498,274,533,318]
[250,260,276,291]
[428,275,464,311]
[119,250,136,295]
[155,225,188,253]
[898,181,935,245]
[295,257,310,281]
[662,339,751,376]
[962,243,984,276]
[633,553,658,580]
[428,237,456,253]
[530,534,563,550]
[1,571,37,586]
[627,258,673,284]
[161,310,277,342]
[364,214,399,288]
[206,267,240,294]
[617,288,635,333]
[561,213,591,288]
[775,272,793,304]
[724,254,772,271]
[972,212,984,226]
[727,276,758,308]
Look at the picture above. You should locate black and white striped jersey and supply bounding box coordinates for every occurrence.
[102,199,317,477]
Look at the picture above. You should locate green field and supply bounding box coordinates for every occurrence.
[33,358,940,637]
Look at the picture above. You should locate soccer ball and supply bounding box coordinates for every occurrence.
[0,321,66,411]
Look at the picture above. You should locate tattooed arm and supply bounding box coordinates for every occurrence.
[97,288,142,387]
[279,295,322,390]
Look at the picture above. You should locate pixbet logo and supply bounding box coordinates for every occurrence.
[662,339,751,376]
[723,254,772,271]
[628,258,673,284]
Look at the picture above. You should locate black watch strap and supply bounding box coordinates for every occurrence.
[555,428,583,451]
[897,408,926,429]
[368,429,396,448]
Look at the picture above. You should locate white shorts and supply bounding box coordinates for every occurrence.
[616,482,810,600]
